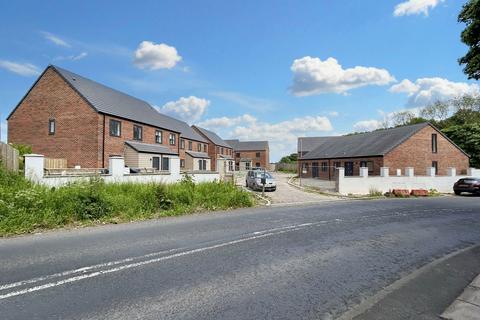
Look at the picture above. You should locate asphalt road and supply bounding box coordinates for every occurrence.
[1,197,480,319]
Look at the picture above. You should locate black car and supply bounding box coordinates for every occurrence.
[453,177,480,195]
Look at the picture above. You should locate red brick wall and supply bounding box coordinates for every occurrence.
[384,125,470,175]
[299,156,384,179]
[8,68,101,168]
[233,150,269,169]
[102,114,179,168]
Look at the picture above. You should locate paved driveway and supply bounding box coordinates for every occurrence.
[238,171,339,205]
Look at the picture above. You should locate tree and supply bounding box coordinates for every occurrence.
[279,153,298,163]
[391,110,417,127]
[458,0,480,80]
[442,123,480,168]
[420,100,450,121]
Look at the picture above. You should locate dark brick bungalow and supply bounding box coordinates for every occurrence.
[298,123,469,180]
[7,65,209,171]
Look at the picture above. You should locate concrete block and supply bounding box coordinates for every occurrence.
[380,167,389,177]
[405,167,414,177]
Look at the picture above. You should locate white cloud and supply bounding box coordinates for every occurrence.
[133,41,182,70]
[394,0,444,17]
[40,31,71,47]
[54,52,88,61]
[0,60,40,77]
[157,96,210,123]
[328,111,339,117]
[290,56,396,96]
[198,114,256,128]
[389,77,480,107]
[198,114,333,161]
[0,121,6,143]
[353,120,383,132]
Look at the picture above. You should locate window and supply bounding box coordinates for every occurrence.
[303,163,309,173]
[256,152,261,158]
[180,159,185,168]
[360,161,374,174]
[133,125,142,141]
[203,144,207,152]
[217,146,220,154]
[245,162,251,170]
[152,157,160,170]
[256,162,260,167]
[188,141,193,150]
[169,133,176,146]
[109,119,121,137]
[228,161,234,171]
[48,119,55,135]
[198,159,207,171]
[197,143,202,152]
[155,130,162,144]
[180,139,185,149]
[432,161,438,175]
[321,162,328,172]
[221,147,224,154]
[432,133,438,153]
[236,152,240,158]
[162,157,170,171]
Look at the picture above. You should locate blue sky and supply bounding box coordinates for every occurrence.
[0,0,478,161]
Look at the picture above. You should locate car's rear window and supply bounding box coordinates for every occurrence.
[459,179,479,184]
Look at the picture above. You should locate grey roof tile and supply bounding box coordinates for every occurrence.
[192,126,231,148]
[225,140,269,151]
[301,123,431,160]
[186,151,210,159]
[125,141,178,155]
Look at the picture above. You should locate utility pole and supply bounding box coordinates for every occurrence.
[299,138,302,187]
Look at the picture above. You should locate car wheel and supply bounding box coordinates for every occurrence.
[245,181,248,187]
[454,191,461,196]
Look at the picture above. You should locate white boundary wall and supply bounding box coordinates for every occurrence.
[336,167,480,195]
[24,154,220,187]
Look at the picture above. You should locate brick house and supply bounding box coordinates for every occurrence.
[298,123,469,180]
[7,65,211,171]
[192,125,234,174]
[225,139,270,170]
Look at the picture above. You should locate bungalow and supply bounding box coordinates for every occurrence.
[225,139,269,170]
[298,123,469,180]
[192,125,235,175]
[7,65,212,172]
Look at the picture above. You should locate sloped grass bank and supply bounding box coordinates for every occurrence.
[0,169,254,236]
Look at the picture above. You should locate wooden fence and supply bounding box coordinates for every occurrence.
[44,158,67,169]
[0,142,19,172]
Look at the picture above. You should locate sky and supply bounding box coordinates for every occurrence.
[0,0,478,161]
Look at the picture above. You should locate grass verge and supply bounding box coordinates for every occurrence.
[0,169,254,237]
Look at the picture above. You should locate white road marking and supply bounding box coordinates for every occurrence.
[0,223,314,300]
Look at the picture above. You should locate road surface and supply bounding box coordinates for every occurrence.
[1,197,480,319]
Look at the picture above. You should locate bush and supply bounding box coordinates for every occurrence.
[0,167,254,236]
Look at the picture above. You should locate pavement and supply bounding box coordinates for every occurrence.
[1,197,480,319]
[441,273,480,320]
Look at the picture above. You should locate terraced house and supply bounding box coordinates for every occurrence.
[192,126,234,175]
[298,123,470,180]
[7,65,214,172]
[225,139,269,171]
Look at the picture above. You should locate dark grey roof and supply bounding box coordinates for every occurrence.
[186,151,210,159]
[218,155,234,160]
[125,141,178,155]
[298,137,332,153]
[225,139,269,151]
[192,126,231,148]
[301,123,434,160]
[44,66,206,143]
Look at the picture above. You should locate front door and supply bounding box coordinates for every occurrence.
[312,162,319,178]
[152,157,160,170]
[344,162,354,176]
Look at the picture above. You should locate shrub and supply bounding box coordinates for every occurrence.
[368,188,383,197]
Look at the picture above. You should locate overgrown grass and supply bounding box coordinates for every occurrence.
[0,169,254,236]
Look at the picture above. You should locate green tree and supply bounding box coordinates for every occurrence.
[279,153,298,163]
[442,123,480,168]
[458,0,480,80]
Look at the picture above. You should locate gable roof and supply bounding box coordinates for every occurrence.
[8,65,206,142]
[302,122,458,160]
[125,141,178,155]
[192,126,231,148]
[225,139,269,151]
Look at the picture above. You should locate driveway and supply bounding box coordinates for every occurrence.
[1,197,480,319]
